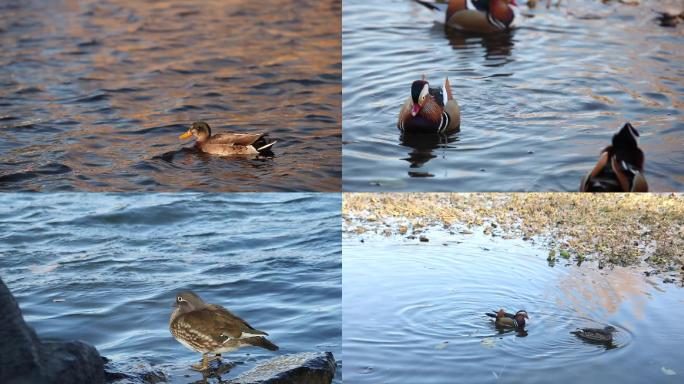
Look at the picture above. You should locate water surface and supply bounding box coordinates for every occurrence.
[343,229,684,383]
[343,0,684,191]
[0,193,341,383]
[0,0,341,191]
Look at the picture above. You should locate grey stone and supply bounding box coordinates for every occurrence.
[0,278,104,384]
[228,352,336,384]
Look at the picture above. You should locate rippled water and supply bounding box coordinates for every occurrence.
[0,193,341,383]
[343,229,684,383]
[342,0,684,191]
[0,0,341,192]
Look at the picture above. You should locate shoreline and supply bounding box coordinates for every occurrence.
[343,193,684,285]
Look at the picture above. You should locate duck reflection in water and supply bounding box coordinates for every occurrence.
[444,28,515,66]
[191,361,235,384]
[400,131,460,176]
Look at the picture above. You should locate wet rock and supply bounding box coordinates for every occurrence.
[227,352,336,384]
[0,278,104,384]
[103,357,168,384]
[419,236,429,242]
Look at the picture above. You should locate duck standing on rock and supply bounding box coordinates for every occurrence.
[571,326,617,343]
[170,291,279,372]
[413,0,520,33]
[179,121,276,156]
[485,309,529,329]
[580,122,648,192]
[398,77,461,134]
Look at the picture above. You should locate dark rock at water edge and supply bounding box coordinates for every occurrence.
[227,352,336,384]
[0,278,104,384]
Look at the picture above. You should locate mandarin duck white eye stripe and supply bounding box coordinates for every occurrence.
[398,77,461,134]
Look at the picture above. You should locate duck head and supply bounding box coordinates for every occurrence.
[172,291,206,314]
[611,122,645,173]
[179,121,212,143]
[515,310,529,326]
[410,80,430,117]
[603,325,617,333]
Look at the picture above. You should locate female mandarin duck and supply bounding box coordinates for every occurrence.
[571,326,616,343]
[398,77,461,134]
[179,121,276,156]
[413,0,520,33]
[485,309,529,329]
[580,122,648,192]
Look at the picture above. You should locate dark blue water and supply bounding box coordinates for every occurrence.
[343,228,684,383]
[0,193,341,383]
[0,0,341,192]
[342,0,684,191]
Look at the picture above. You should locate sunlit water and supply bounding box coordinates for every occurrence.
[0,193,341,383]
[342,0,684,191]
[0,0,341,192]
[343,228,684,383]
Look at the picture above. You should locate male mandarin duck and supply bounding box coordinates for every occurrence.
[580,122,648,192]
[413,0,520,33]
[485,309,529,329]
[179,121,276,156]
[571,326,616,343]
[398,77,461,134]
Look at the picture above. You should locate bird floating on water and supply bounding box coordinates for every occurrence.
[580,122,648,192]
[412,0,521,33]
[179,121,276,156]
[571,326,617,343]
[485,309,529,329]
[398,77,461,134]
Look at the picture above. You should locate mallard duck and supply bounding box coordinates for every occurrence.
[179,121,276,156]
[580,122,648,192]
[398,77,461,134]
[571,326,616,343]
[170,291,279,371]
[413,0,520,33]
[485,309,529,329]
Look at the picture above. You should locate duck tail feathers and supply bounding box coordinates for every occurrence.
[256,141,276,153]
[246,336,279,351]
[412,0,443,12]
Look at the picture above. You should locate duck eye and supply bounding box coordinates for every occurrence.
[177,296,182,302]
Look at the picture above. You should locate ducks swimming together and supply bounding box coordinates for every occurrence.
[485,309,529,329]
[413,0,520,33]
[580,122,648,192]
[571,326,617,343]
[170,291,279,371]
[179,121,276,156]
[398,77,461,134]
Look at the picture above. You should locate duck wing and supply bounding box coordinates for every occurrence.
[208,133,266,147]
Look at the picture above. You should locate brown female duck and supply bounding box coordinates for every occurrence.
[571,326,616,343]
[179,121,276,156]
[580,122,648,192]
[398,77,461,134]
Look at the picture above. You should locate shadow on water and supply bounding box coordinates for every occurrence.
[343,228,684,383]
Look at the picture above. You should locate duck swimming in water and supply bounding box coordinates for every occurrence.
[398,77,461,134]
[485,309,529,329]
[413,0,520,33]
[179,121,276,156]
[571,326,616,343]
[580,122,647,192]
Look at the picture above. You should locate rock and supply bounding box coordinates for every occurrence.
[103,357,168,384]
[0,278,104,384]
[419,236,429,242]
[227,352,336,384]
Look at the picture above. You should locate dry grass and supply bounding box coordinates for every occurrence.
[343,193,684,277]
